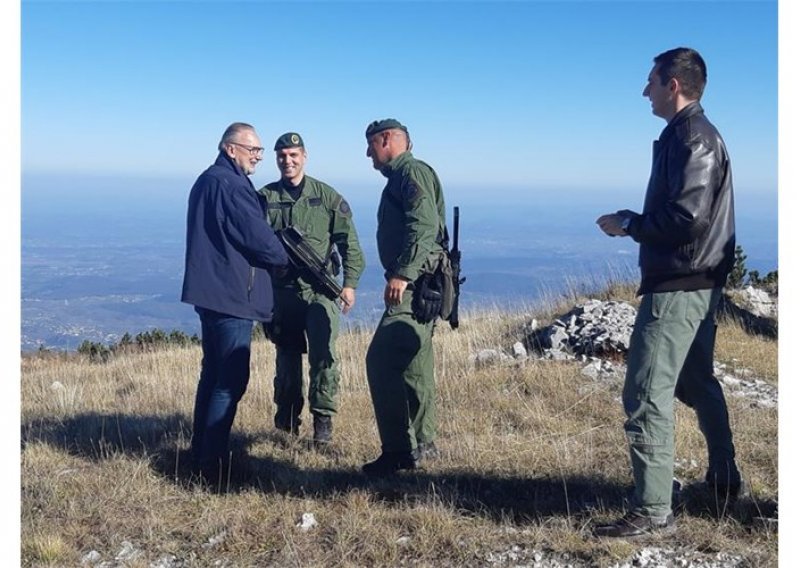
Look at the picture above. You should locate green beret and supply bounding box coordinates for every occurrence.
[365,118,408,138]
[274,132,305,151]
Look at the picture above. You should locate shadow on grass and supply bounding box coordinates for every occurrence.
[21,412,777,529]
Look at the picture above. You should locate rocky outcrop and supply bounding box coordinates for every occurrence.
[720,287,778,338]
[469,293,778,407]
[734,286,778,318]
[527,299,637,359]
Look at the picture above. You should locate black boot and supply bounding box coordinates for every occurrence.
[274,410,301,436]
[193,457,231,489]
[414,441,440,462]
[362,451,418,477]
[313,415,333,444]
[706,465,748,500]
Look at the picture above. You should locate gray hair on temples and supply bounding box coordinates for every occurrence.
[218,122,255,152]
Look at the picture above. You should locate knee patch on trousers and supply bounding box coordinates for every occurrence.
[624,426,668,454]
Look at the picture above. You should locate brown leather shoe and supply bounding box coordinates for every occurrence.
[593,511,676,538]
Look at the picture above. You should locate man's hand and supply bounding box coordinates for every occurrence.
[384,276,409,306]
[596,213,628,237]
[340,287,356,314]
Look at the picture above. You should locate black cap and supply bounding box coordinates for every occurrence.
[365,118,408,138]
[274,132,305,151]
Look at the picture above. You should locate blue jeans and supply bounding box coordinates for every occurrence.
[191,307,254,467]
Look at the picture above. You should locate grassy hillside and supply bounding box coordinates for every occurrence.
[20,288,778,567]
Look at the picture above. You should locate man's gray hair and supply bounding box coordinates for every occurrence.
[218,122,255,152]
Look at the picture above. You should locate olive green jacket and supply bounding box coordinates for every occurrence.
[376,152,447,282]
[259,175,365,290]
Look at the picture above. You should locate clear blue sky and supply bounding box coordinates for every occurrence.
[5,1,798,560]
[21,0,777,197]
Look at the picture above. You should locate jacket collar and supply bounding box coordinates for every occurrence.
[214,151,247,178]
[277,175,307,196]
[659,101,704,141]
[380,151,414,178]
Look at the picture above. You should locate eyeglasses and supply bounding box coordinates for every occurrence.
[230,142,265,156]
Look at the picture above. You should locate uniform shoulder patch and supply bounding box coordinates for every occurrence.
[338,199,352,215]
[402,180,421,202]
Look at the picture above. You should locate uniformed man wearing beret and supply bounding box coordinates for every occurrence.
[258,132,365,444]
[362,118,448,476]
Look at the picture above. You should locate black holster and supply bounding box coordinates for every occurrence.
[411,272,443,324]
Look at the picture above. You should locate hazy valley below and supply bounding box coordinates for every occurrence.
[20,173,778,351]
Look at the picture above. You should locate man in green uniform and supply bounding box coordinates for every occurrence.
[362,118,448,476]
[258,132,365,444]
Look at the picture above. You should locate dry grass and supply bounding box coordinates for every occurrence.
[21,288,778,567]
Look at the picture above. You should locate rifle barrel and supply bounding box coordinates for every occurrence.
[453,206,460,250]
[277,227,343,301]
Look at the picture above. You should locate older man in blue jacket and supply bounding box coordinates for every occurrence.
[182,122,288,481]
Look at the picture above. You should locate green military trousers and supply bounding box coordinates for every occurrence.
[623,287,737,517]
[366,289,436,453]
[268,287,341,429]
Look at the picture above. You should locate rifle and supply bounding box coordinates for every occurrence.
[276,226,343,301]
[448,206,466,329]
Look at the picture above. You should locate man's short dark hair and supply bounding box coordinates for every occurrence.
[654,47,707,100]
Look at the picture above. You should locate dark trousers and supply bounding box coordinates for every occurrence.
[191,307,254,467]
[267,288,341,428]
[366,290,436,453]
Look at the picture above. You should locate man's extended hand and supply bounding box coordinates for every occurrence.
[384,276,409,306]
[596,213,628,237]
[340,287,356,314]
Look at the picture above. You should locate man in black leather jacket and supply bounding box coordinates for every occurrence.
[594,48,742,538]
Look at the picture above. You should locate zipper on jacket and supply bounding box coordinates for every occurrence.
[247,267,255,301]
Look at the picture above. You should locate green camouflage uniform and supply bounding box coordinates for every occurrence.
[366,151,447,453]
[258,176,364,428]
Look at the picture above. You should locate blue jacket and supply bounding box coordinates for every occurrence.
[181,153,289,321]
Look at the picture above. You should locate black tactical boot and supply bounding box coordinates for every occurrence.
[274,410,300,436]
[414,441,440,462]
[362,451,418,477]
[313,415,333,444]
[706,465,748,500]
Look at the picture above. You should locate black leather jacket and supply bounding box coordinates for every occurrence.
[626,102,736,293]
